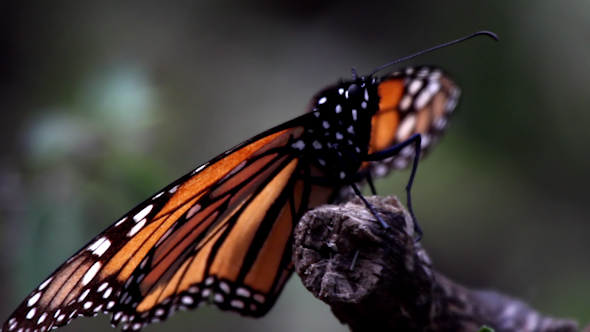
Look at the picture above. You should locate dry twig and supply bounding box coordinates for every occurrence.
[292,196,578,332]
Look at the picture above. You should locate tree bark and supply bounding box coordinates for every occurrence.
[292,196,579,332]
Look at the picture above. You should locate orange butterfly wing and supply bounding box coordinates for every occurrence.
[367,66,460,176]
[1,120,338,332]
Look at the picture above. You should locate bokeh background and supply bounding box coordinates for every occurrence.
[1,1,590,331]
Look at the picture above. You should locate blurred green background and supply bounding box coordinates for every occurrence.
[1,1,589,331]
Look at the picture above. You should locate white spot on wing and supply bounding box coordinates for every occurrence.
[428,81,441,94]
[253,294,266,303]
[335,104,342,113]
[397,115,417,141]
[446,93,458,112]
[83,301,93,310]
[430,70,442,80]
[93,239,111,257]
[394,157,409,169]
[338,88,344,95]
[312,141,322,149]
[434,117,448,130]
[352,109,357,121]
[114,217,127,227]
[88,237,106,252]
[318,96,327,104]
[192,163,207,175]
[127,219,146,237]
[169,185,179,194]
[219,282,231,294]
[98,282,109,293]
[37,312,47,324]
[230,300,245,309]
[322,121,330,129]
[291,140,305,150]
[181,296,194,305]
[400,145,414,157]
[78,289,90,302]
[414,90,432,110]
[28,292,41,307]
[417,67,430,77]
[26,307,36,319]
[82,262,102,286]
[364,89,369,101]
[399,95,412,111]
[347,125,355,135]
[103,287,113,299]
[236,287,251,297]
[335,132,343,140]
[133,205,153,222]
[408,79,423,95]
[421,134,431,149]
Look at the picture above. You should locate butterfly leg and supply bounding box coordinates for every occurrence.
[364,133,423,241]
[347,178,390,229]
[331,147,391,229]
[366,174,377,195]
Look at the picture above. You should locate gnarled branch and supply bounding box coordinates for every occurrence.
[292,196,578,332]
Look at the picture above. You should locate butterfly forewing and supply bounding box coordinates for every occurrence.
[110,141,340,330]
[1,126,309,332]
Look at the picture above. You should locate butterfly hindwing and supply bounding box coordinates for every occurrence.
[367,66,460,177]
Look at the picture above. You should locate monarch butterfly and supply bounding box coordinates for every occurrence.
[1,31,496,332]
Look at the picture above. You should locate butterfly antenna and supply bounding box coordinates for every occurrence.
[370,31,498,77]
[351,67,358,80]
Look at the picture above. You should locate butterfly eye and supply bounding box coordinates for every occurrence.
[347,84,361,98]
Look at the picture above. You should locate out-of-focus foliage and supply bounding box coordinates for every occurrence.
[0,1,589,331]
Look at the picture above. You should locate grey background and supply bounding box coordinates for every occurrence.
[1,1,589,331]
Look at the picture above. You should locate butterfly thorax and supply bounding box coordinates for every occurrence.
[290,77,380,181]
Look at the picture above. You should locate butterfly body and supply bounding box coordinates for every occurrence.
[290,76,379,181]
[1,66,459,332]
